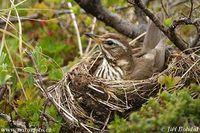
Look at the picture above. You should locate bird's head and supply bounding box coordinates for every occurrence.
[86,32,133,65]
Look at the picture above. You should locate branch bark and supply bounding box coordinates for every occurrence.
[128,0,188,51]
[74,0,146,38]
[0,10,71,26]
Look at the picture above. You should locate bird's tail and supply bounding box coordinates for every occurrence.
[142,12,164,52]
[154,38,167,72]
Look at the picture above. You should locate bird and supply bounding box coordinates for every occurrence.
[85,16,166,80]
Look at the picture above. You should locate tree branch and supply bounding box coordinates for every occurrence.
[74,0,146,38]
[190,19,200,47]
[128,0,188,51]
[0,10,71,26]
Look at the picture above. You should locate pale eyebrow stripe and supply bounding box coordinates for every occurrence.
[106,38,127,51]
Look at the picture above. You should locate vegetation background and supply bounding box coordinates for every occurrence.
[0,0,200,132]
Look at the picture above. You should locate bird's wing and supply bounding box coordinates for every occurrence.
[131,57,155,80]
[142,38,166,72]
[134,51,156,73]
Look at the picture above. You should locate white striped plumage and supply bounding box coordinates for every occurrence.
[95,58,123,80]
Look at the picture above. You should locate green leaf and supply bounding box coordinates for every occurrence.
[39,64,47,74]
[32,47,49,74]
[46,106,58,117]
[164,18,173,27]
[0,74,11,85]
[39,37,66,54]
[158,75,166,85]
[49,69,63,80]
[173,76,181,86]
[38,58,48,74]
[4,75,11,82]
[23,67,36,74]
[0,64,11,85]
[72,5,81,14]
[109,88,200,133]
[52,55,64,66]
[0,52,6,64]
[0,118,8,128]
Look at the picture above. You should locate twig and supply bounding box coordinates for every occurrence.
[0,10,71,26]
[188,0,194,19]
[191,32,200,48]
[41,111,65,125]
[0,7,12,57]
[88,84,105,94]
[129,32,146,45]
[115,5,133,11]
[0,86,7,101]
[170,0,188,8]
[56,1,71,31]
[190,21,200,48]
[181,58,200,79]
[160,0,169,17]
[10,0,23,65]
[67,2,83,56]
[170,18,200,48]
[0,14,39,26]
[40,100,48,128]
[193,4,200,11]
[169,18,193,30]
[27,51,92,132]
[85,17,97,54]
[5,42,28,100]
[0,112,26,129]
[128,0,193,52]
[66,81,74,101]
[54,9,71,16]
[31,58,75,122]
[26,51,46,90]
[101,111,111,133]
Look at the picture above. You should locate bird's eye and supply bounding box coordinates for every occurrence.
[106,40,114,46]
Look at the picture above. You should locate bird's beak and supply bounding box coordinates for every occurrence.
[85,32,102,44]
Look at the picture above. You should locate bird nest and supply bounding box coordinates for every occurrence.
[47,48,200,132]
